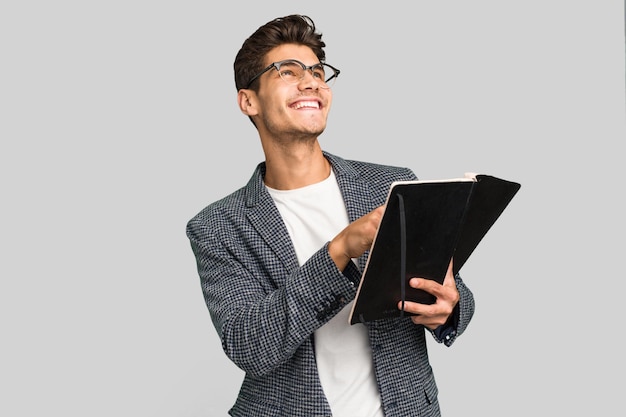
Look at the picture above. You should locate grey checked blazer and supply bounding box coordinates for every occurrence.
[187,152,475,417]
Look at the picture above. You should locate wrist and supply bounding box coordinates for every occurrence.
[328,237,350,271]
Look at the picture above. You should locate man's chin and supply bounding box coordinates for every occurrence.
[302,121,326,136]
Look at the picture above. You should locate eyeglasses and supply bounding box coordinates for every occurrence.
[245,59,340,89]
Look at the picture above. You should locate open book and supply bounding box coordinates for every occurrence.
[348,173,521,325]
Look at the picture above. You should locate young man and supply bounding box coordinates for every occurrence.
[187,14,475,417]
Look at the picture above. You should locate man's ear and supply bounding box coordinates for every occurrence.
[237,89,259,117]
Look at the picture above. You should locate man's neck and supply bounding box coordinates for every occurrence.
[263,140,330,190]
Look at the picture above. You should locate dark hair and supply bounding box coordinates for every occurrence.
[234,15,326,91]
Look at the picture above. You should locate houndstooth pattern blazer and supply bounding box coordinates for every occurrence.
[187,152,475,417]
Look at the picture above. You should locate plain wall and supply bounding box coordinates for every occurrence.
[2,1,624,416]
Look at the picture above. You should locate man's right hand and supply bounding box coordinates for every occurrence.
[328,206,385,271]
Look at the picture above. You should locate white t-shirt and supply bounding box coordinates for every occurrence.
[267,170,384,417]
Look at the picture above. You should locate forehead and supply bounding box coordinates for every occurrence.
[264,44,320,66]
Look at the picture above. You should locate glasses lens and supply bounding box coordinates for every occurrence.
[277,61,304,84]
[276,61,337,88]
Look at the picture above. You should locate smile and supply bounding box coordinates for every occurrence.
[291,100,320,110]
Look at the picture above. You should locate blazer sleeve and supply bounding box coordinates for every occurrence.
[187,221,356,377]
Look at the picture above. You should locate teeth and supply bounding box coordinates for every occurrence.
[293,101,319,109]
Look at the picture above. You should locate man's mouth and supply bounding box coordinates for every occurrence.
[291,100,321,110]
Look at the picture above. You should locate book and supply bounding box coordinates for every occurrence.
[348,173,521,325]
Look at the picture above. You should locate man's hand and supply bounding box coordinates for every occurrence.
[397,259,459,330]
[328,206,385,271]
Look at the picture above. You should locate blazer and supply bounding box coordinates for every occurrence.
[187,152,475,417]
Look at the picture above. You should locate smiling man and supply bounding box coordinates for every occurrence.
[186,14,475,417]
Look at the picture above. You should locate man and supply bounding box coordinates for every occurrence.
[187,14,475,417]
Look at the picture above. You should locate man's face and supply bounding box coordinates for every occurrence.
[252,44,333,142]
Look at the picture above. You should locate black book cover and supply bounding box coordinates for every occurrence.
[349,174,521,325]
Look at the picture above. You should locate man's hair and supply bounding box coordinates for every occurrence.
[234,15,326,91]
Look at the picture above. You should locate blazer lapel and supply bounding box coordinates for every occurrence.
[326,152,379,272]
[244,163,299,278]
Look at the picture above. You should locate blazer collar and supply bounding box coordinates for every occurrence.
[245,151,365,198]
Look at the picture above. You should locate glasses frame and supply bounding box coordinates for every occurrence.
[244,59,340,89]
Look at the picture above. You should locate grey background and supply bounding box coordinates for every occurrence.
[2,1,624,416]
